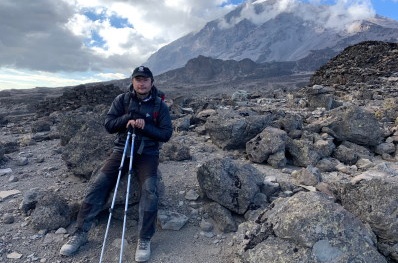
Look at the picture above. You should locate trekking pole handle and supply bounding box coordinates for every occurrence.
[128,125,136,135]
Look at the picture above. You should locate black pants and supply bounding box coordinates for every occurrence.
[76,150,159,239]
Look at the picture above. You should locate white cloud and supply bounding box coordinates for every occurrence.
[0,0,240,90]
[219,0,375,31]
[0,67,127,90]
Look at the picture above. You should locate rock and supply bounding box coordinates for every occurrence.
[246,127,287,167]
[0,189,21,199]
[336,166,398,243]
[205,108,272,150]
[242,191,386,263]
[332,144,359,165]
[0,168,12,176]
[205,202,237,233]
[305,85,341,110]
[160,138,191,161]
[285,131,335,168]
[158,210,189,230]
[197,157,263,214]
[231,90,250,101]
[7,252,23,259]
[61,109,114,179]
[291,166,321,186]
[173,115,191,131]
[196,109,216,122]
[199,219,214,232]
[375,142,396,155]
[324,106,384,147]
[2,213,14,224]
[16,156,29,166]
[185,189,200,201]
[30,191,71,230]
[19,188,41,214]
[31,118,52,133]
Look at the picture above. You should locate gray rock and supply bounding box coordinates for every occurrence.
[375,142,396,155]
[30,191,71,230]
[2,213,14,224]
[160,138,191,161]
[205,108,272,150]
[61,109,114,179]
[246,127,287,167]
[332,144,359,165]
[19,188,41,214]
[324,106,384,147]
[292,166,321,186]
[242,191,387,263]
[285,130,336,168]
[336,168,398,243]
[205,202,237,233]
[197,158,263,214]
[158,210,188,230]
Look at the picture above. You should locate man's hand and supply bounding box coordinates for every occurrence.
[127,118,145,129]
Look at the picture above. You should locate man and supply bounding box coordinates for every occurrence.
[60,66,173,262]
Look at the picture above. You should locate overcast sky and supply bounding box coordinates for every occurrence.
[0,0,397,91]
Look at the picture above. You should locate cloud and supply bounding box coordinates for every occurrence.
[0,0,239,76]
[219,0,375,31]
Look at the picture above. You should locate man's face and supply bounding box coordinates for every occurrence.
[132,76,152,95]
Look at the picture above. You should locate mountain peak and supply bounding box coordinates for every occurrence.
[145,0,398,74]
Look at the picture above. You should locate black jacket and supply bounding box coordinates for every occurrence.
[104,86,173,155]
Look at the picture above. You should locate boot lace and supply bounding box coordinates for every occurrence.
[138,239,150,250]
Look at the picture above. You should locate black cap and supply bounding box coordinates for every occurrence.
[131,66,153,80]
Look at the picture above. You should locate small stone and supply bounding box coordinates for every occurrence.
[0,189,21,199]
[16,157,29,166]
[185,189,200,201]
[0,168,13,176]
[55,227,68,234]
[3,213,15,224]
[8,175,18,183]
[7,252,23,259]
[199,219,214,232]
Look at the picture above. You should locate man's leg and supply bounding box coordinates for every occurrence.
[60,151,126,256]
[134,154,159,262]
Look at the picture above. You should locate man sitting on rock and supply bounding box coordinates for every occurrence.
[60,66,173,262]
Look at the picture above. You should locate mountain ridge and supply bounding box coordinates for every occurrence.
[144,0,398,75]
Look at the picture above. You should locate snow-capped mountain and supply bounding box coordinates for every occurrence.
[145,0,398,74]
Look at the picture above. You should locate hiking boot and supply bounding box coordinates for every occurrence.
[59,230,88,256]
[135,238,151,262]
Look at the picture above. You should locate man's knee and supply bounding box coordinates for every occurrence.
[142,177,158,200]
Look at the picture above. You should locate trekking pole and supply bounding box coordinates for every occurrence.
[119,126,136,263]
[99,129,132,263]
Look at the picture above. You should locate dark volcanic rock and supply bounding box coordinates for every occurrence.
[35,83,122,117]
[310,41,398,86]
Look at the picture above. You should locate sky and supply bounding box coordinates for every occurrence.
[0,0,397,91]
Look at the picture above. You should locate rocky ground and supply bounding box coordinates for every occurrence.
[0,114,244,263]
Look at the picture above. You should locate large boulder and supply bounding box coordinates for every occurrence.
[197,158,263,214]
[61,108,114,179]
[246,127,287,168]
[336,162,398,244]
[238,191,386,263]
[286,132,335,167]
[205,109,273,150]
[307,105,384,147]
